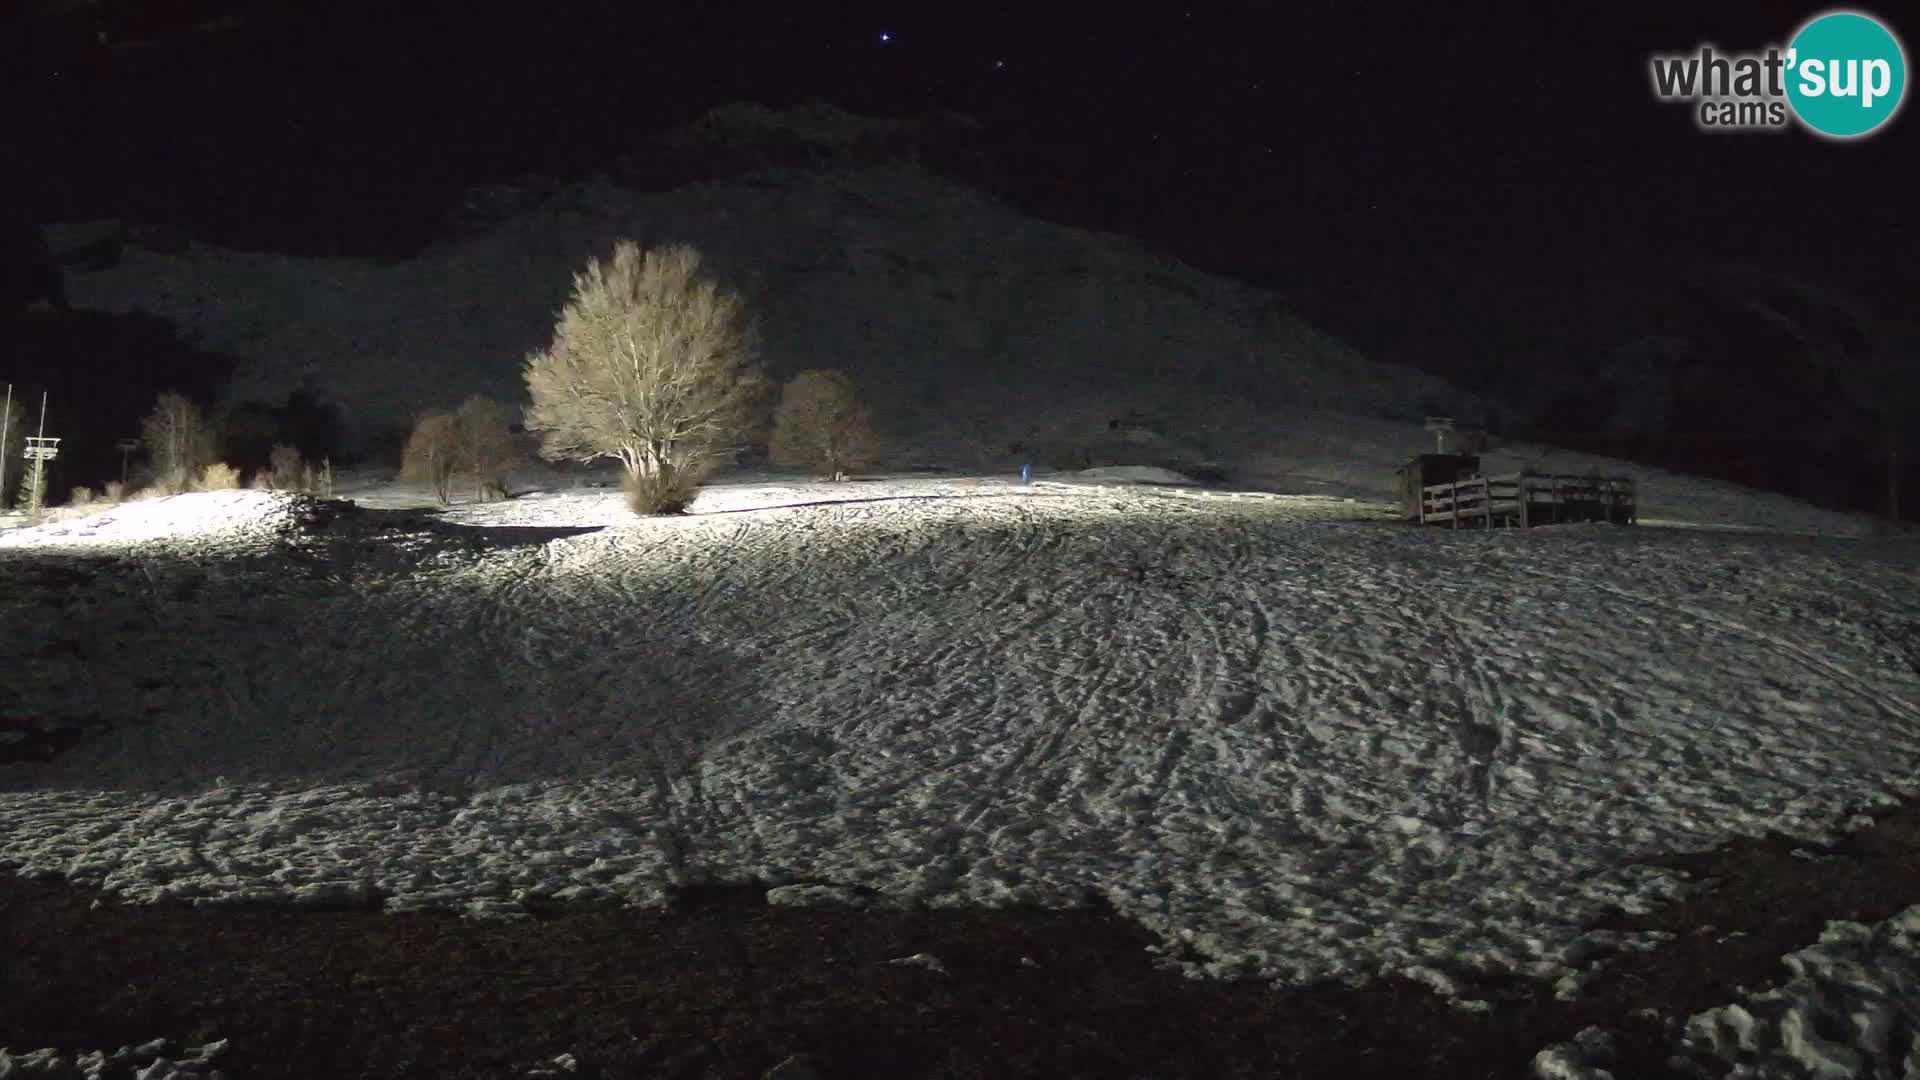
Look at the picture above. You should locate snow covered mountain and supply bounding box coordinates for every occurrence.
[45,138,1477,470]
[36,102,1905,542]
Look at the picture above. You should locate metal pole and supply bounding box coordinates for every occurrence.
[0,382,11,505]
[32,392,47,513]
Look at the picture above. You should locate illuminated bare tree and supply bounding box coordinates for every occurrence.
[269,444,304,490]
[139,391,217,493]
[0,392,22,508]
[770,368,882,479]
[453,395,517,501]
[400,412,458,504]
[523,240,766,513]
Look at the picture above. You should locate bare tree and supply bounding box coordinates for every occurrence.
[269,443,304,491]
[400,412,459,504]
[198,462,241,490]
[140,391,218,493]
[0,392,22,508]
[453,395,518,501]
[770,368,882,479]
[523,240,766,513]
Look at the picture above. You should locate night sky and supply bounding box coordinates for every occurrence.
[3,0,1915,499]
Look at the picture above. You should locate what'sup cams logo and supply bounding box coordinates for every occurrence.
[1650,10,1907,138]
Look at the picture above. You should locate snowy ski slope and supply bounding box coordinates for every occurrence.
[4,481,1916,1013]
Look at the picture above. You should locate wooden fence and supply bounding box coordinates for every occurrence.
[1418,471,1636,528]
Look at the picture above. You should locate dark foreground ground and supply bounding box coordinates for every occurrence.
[2,799,1917,1080]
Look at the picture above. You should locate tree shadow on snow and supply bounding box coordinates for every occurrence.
[308,503,606,550]
[0,543,767,796]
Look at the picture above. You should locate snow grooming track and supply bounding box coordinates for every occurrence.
[3,483,1919,993]
[1543,572,1920,729]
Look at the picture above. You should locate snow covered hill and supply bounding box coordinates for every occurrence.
[4,481,1917,1004]
[45,147,1477,470]
[42,137,1894,537]
[36,101,1899,542]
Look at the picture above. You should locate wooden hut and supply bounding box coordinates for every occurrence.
[1397,454,1482,522]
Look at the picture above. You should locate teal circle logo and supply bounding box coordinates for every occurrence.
[1786,11,1907,138]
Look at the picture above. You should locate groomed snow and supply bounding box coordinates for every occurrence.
[0,490,307,551]
[3,479,1917,1001]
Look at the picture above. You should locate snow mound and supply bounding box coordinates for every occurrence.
[1681,905,1920,1078]
[0,491,311,551]
[1067,465,1197,486]
[0,1037,227,1079]
[1531,1026,1617,1080]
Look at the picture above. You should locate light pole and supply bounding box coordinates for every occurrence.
[117,438,141,485]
